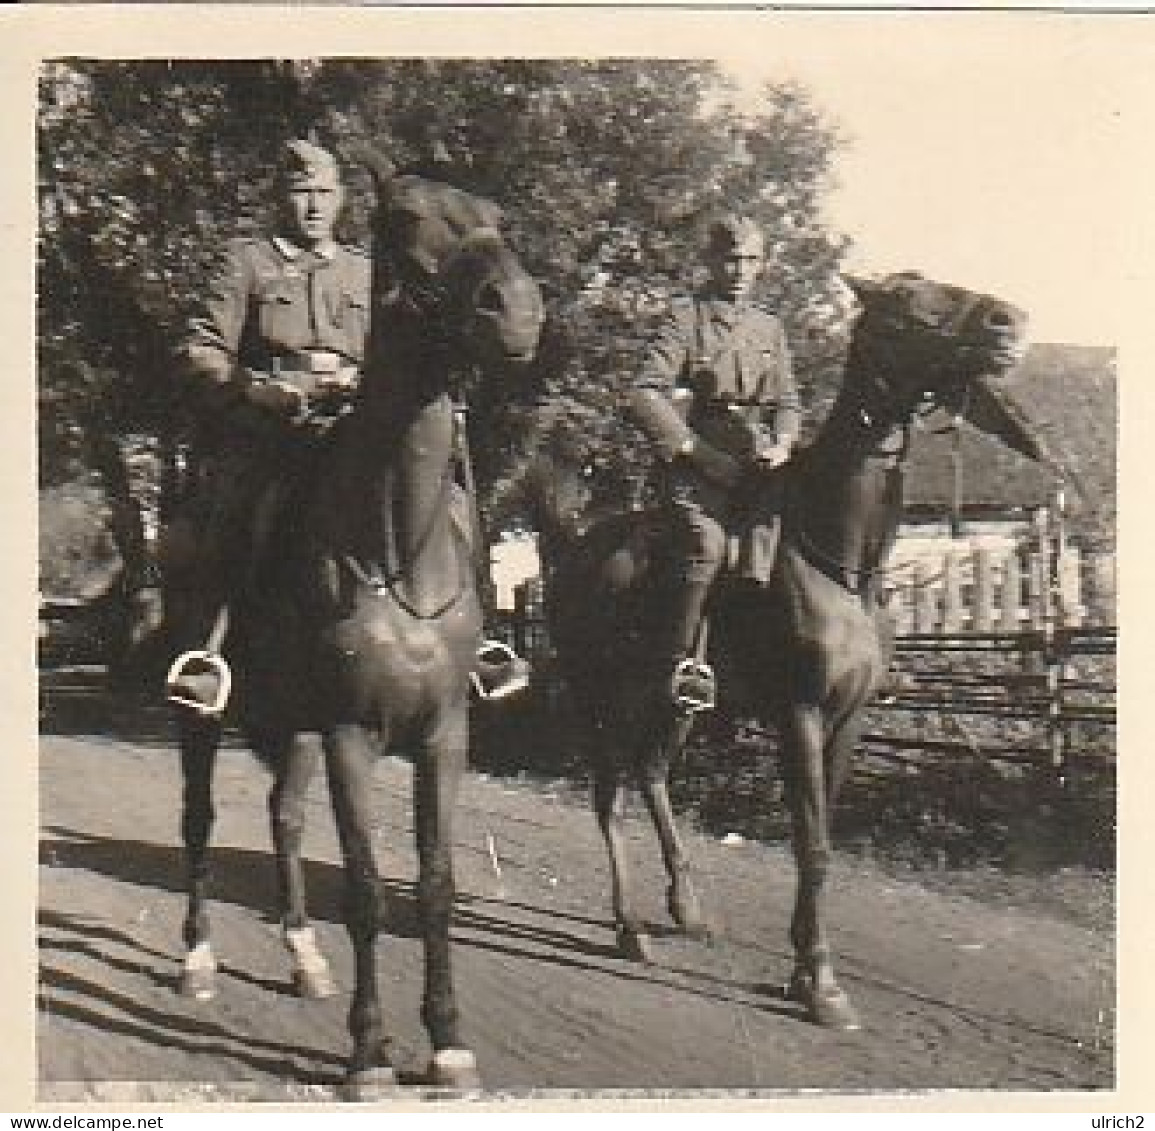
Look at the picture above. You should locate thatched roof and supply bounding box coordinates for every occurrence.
[901,344,1116,529]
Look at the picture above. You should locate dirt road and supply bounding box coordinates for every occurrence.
[38,730,1114,1101]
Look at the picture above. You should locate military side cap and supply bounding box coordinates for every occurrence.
[282,139,340,189]
[706,214,764,256]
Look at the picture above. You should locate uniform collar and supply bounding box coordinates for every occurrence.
[696,291,746,325]
[273,235,338,262]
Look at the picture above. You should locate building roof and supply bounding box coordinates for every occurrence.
[901,343,1116,524]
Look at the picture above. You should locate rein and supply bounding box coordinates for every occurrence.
[793,526,885,597]
[788,377,943,597]
[331,289,473,622]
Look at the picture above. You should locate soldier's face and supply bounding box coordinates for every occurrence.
[706,247,763,300]
[284,180,343,248]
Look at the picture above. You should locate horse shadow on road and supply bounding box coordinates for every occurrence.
[38,935,350,1086]
[39,824,806,1038]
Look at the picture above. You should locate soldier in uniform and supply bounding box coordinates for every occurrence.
[164,138,526,710]
[627,214,802,711]
[162,138,370,711]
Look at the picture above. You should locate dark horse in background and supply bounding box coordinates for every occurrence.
[529,272,1044,1032]
[165,149,543,1093]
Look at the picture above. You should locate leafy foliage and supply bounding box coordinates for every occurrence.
[39,58,851,544]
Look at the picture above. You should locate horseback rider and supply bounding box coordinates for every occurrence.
[164,138,527,711]
[627,214,801,712]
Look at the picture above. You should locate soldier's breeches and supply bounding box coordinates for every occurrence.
[669,503,727,584]
[666,503,726,656]
[201,449,278,584]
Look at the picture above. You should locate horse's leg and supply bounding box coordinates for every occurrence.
[825,672,875,806]
[780,700,861,1031]
[636,719,708,940]
[322,723,395,1095]
[414,703,480,1089]
[800,669,875,1028]
[264,731,336,999]
[592,745,650,962]
[177,712,223,1000]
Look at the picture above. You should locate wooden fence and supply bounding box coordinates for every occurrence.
[879,543,1116,634]
[501,538,1117,776]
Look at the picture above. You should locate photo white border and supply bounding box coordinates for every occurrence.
[5,4,1153,1115]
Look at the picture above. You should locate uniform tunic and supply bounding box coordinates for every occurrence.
[173,234,372,588]
[641,296,797,423]
[636,292,801,500]
[184,234,371,393]
[631,291,803,622]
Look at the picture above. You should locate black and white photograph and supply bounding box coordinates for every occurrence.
[13,6,1145,1111]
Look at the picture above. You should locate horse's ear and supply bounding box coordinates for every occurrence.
[841,274,875,304]
[344,140,396,186]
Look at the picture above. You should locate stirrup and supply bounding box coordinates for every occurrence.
[671,656,716,715]
[471,640,530,702]
[165,649,233,717]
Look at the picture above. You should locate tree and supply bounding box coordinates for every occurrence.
[37,58,851,568]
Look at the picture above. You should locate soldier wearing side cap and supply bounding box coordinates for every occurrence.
[628,214,802,712]
[162,138,372,711]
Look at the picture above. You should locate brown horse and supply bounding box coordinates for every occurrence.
[529,272,1043,1032]
[167,150,544,1093]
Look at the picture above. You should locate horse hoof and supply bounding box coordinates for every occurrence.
[284,927,335,999]
[785,974,862,1032]
[679,919,713,944]
[341,1065,399,1102]
[293,965,337,1000]
[667,877,709,940]
[616,925,654,963]
[177,966,217,1002]
[669,899,712,941]
[426,1048,481,1091]
[810,987,862,1031]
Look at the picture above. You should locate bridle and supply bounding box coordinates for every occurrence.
[790,320,978,598]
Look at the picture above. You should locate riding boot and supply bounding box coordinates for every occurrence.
[166,504,277,716]
[164,517,265,716]
[666,576,716,714]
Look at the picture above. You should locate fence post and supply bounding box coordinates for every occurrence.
[1087,551,1117,627]
[1044,624,1068,777]
[914,562,938,633]
[1027,551,1049,629]
[894,580,913,636]
[1056,546,1085,627]
[974,547,994,632]
[1000,553,1022,633]
[942,550,964,633]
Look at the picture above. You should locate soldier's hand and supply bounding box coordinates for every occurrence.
[753,441,792,470]
[316,366,360,394]
[245,379,305,418]
[685,437,742,488]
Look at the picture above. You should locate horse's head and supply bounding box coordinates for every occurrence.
[353,143,545,368]
[844,271,1045,461]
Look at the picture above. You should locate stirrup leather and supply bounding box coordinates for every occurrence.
[671,656,716,714]
[165,649,233,717]
[471,640,530,701]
